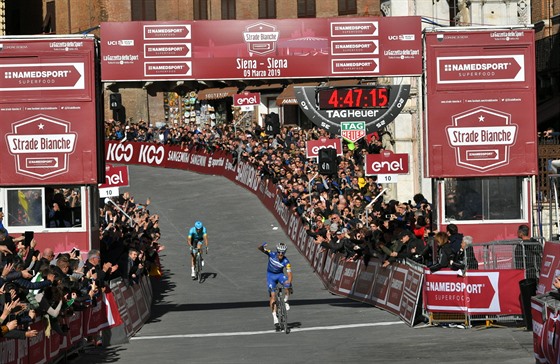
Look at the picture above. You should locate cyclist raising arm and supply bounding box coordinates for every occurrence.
[188,221,208,279]
[258,242,292,331]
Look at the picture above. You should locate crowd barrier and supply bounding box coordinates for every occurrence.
[0,274,152,363]
[103,141,528,328]
[532,241,560,363]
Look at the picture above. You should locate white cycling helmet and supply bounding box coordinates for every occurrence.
[276,243,288,253]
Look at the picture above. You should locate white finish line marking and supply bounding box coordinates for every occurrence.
[131,321,403,340]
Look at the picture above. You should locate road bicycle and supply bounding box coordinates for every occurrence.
[192,246,207,283]
[274,283,290,334]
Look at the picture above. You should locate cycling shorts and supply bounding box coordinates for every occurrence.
[267,272,289,294]
[192,240,204,247]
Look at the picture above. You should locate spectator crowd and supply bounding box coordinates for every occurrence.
[104,117,479,273]
[0,188,163,344]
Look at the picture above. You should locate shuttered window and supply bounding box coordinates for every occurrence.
[194,0,208,20]
[297,0,316,18]
[338,0,357,15]
[221,0,236,20]
[131,0,156,21]
[258,0,276,19]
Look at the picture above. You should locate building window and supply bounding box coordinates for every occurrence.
[194,0,208,20]
[42,1,56,34]
[259,0,276,19]
[131,0,156,21]
[338,0,357,15]
[4,186,84,230]
[297,0,316,18]
[444,177,525,221]
[221,0,236,20]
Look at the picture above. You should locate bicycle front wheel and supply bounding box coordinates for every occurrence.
[197,253,203,283]
[276,290,289,333]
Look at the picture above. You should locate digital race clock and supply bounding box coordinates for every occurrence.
[316,87,390,110]
[295,83,410,137]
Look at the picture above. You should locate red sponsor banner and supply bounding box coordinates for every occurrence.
[424,28,537,177]
[371,264,391,305]
[100,17,422,81]
[84,296,110,335]
[365,150,409,175]
[66,311,84,345]
[335,260,359,295]
[331,40,377,55]
[305,137,343,159]
[386,266,407,312]
[0,63,84,91]
[105,142,166,167]
[144,43,191,58]
[352,262,377,300]
[530,295,560,364]
[48,329,65,361]
[99,163,129,188]
[0,36,100,185]
[423,269,524,314]
[134,283,150,322]
[537,241,560,295]
[234,92,261,106]
[531,296,547,363]
[27,320,47,364]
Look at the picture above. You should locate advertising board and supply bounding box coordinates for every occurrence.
[424,28,537,177]
[0,35,101,185]
[100,17,422,81]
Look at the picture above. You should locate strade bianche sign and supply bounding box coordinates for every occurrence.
[424,27,537,177]
[0,36,99,185]
[6,115,77,179]
[446,106,517,172]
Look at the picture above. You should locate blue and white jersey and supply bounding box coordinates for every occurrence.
[265,251,291,274]
[188,226,207,242]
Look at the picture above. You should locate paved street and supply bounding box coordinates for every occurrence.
[73,165,535,364]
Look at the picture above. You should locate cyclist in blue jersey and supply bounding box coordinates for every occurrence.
[188,221,208,279]
[258,242,292,331]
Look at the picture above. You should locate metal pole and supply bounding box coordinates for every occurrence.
[365,187,389,222]
[105,198,134,227]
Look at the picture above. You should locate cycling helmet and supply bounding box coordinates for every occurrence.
[276,243,288,254]
[194,221,203,230]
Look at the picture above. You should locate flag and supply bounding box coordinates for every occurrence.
[103,291,123,328]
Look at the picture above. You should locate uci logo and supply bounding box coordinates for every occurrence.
[388,35,399,40]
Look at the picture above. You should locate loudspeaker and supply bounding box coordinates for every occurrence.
[264,112,280,136]
[109,93,122,110]
[318,147,338,175]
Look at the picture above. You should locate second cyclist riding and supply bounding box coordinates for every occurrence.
[188,220,209,281]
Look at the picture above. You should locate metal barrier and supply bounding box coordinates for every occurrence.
[424,239,543,328]
[472,239,543,279]
[471,240,542,327]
